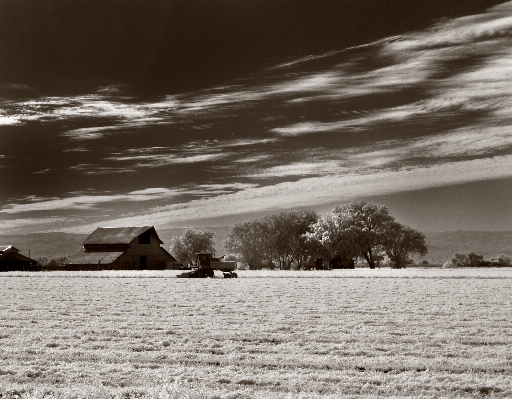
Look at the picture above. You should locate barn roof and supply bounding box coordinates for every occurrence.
[66,248,124,265]
[159,247,177,261]
[0,245,18,253]
[83,226,163,245]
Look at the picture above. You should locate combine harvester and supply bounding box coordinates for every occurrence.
[177,253,238,278]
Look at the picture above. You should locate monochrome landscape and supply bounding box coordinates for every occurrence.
[1,0,512,397]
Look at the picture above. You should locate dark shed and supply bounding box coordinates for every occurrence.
[0,245,39,272]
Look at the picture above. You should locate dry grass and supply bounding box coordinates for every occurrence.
[5,267,512,279]
[0,270,511,398]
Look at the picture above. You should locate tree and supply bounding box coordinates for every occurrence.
[332,202,396,269]
[224,210,319,270]
[466,252,485,267]
[497,254,511,266]
[264,210,319,269]
[305,212,358,267]
[450,253,468,267]
[450,252,486,267]
[306,201,428,269]
[169,229,215,265]
[224,220,271,269]
[442,259,457,268]
[382,222,427,269]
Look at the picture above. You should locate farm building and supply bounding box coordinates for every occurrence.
[65,226,180,270]
[0,245,39,271]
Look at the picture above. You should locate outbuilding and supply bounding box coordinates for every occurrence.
[66,226,179,270]
[0,245,39,271]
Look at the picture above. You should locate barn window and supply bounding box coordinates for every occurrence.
[138,232,151,245]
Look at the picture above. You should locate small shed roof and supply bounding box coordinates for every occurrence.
[0,246,37,263]
[83,226,163,245]
[0,245,18,253]
[66,248,124,265]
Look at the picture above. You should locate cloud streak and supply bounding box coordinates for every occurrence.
[65,154,512,233]
[0,183,262,215]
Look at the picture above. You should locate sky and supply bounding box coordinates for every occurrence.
[1,0,511,234]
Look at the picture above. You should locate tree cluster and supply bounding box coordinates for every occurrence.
[497,255,512,266]
[305,202,427,269]
[224,202,427,269]
[444,252,511,268]
[224,210,319,269]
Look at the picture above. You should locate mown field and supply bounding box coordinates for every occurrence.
[1,269,511,398]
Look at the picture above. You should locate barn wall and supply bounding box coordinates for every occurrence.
[0,261,40,272]
[111,233,173,270]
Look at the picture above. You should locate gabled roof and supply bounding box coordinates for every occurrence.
[0,246,36,263]
[83,226,163,245]
[0,245,19,253]
[66,248,124,265]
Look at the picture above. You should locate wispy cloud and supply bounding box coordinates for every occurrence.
[248,161,347,178]
[62,126,126,141]
[70,164,135,175]
[0,115,21,125]
[233,155,273,164]
[0,183,261,215]
[0,216,78,233]
[107,153,228,168]
[2,2,511,138]
[271,2,512,138]
[0,188,184,214]
[65,154,512,233]
[101,139,277,171]
[338,126,512,169]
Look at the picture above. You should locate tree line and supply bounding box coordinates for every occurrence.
[443,253,511,268]
[170,201,428,269]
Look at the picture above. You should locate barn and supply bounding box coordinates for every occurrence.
[66,226,180,270]
[0,245,39,272]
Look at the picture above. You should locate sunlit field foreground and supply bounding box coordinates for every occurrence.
[1,270,511,398]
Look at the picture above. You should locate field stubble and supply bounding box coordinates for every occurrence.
[0,270,511,398]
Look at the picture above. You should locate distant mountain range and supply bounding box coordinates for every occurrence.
[1,229,510,265]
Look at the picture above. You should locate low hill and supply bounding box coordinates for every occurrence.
[0,232,88,260]
[1,229,510,264]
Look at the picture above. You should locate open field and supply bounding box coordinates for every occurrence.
[4,268,512,279]
[1,270,511,398]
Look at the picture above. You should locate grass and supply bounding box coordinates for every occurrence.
[0,270,511,398]
[4,267,512,278]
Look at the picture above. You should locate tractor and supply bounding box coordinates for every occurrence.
[177,253,237,278]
